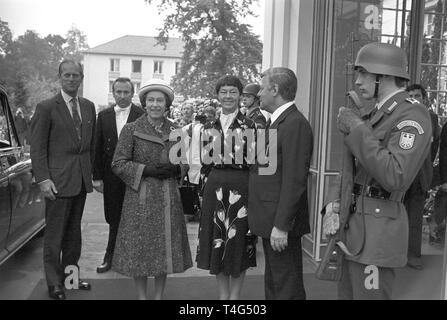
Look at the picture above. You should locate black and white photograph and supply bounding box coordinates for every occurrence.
[0,0,447,305]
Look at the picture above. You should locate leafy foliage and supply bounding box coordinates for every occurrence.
[0,19,88,118]
[146,0,262,98]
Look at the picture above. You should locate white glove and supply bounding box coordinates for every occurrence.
[322,201,340,237]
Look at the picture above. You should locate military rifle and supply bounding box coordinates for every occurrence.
[315,90,362,281]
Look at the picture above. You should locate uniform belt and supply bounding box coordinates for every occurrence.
[353,183,391,200]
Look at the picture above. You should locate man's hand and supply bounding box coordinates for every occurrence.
[270,227,288,252]
[322,201,340,237]
[337,107,364,134]
[92,180,104,193]
[441,183,447,192]
[39,179,58,200]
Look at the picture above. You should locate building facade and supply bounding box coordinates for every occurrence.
[263,0,447,298]
[82,35,183,111]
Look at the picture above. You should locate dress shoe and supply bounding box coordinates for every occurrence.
[48,285,66,300]
[77,280,92,290]
[96,261,112,273]
[407,257,423,270]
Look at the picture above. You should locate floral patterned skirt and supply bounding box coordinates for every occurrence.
[196,168,256,277]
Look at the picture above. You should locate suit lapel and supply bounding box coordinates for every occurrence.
[107,108,118,140]
[55,93,80,143]
[128,104,142,123]
[79,98,92,147]
[270,104,296,130]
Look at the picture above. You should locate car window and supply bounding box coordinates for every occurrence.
[0,98,11,147]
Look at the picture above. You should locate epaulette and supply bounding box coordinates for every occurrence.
[406,98,419,105]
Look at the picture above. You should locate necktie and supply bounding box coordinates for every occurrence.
[265,118,272,129]
[70,98,82,139]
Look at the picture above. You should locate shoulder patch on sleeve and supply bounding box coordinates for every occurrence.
[399,132,415,150]
[406,98,419,104]
[396,120,425,135]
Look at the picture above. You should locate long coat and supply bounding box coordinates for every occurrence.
[111,115,192,277]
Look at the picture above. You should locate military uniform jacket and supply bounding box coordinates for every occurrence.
[329,91,432,268]
[247,107,267,129]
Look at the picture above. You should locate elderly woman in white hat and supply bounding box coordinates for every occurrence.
[111,79,192,300]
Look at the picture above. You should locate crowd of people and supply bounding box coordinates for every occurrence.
[26,41,447,301]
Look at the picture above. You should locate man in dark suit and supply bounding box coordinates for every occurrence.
[404,84,440,270]
[92,77,144,273]
[248,67,313,300]
[30,59,96,300]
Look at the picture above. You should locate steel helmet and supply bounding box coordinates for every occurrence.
[138,78,175,107]
[242,83,261,97]
[355,42,410,80]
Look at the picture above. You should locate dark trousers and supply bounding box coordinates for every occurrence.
[337,260,395,300]
[44,188,87,287]
[103,177,125,263]
[403,181,425,258]
[262,237,306,300]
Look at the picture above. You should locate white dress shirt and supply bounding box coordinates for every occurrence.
[219,109,239,137]
[61,90,82,121]
[115,104,131,137]
[270,101,295,126]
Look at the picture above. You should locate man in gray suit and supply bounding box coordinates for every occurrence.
[30,59,96,300]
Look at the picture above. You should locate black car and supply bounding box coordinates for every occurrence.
[0,85,45,265]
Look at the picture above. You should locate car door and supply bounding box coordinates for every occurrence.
[0,87,45,261]
[0,96,12,264]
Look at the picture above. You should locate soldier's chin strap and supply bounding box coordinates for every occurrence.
[374,74,382,99]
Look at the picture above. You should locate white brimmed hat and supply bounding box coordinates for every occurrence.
[138,78,175,106]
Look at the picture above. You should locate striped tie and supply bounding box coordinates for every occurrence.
[70,98,82,139]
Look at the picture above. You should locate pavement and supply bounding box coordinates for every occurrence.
[0,190,445,300]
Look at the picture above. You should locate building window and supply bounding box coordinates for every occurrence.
[175,62,181,75]
[154,60,163,74]
[110,58,120,72]
[109,80,114,93]
[133,82,141,94]
[132,60,142,73]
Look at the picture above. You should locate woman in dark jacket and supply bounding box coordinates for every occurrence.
[196,75,257,299]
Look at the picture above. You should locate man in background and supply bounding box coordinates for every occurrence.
[241,83,267,129]
[403,84,440,269]
[92,77,144,273]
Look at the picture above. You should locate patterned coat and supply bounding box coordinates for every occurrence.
[111,115,192,277]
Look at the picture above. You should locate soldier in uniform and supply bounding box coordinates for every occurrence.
[241,83,267,129]
[323,43,432,299]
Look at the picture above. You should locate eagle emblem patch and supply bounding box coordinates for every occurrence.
[399,132,415,150]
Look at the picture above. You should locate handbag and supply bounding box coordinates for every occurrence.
[179,175,200,216]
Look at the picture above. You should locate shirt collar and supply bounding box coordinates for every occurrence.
[219,108,239,121]
[270,101,294,125]
[61,89,78,105]
[376,89,405,110]
[114,104,132,113]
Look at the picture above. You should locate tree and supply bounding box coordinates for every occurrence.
[64,25,89,61]
[146,0,262,98]
[0,22,89,118]
[0,18,13,56]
